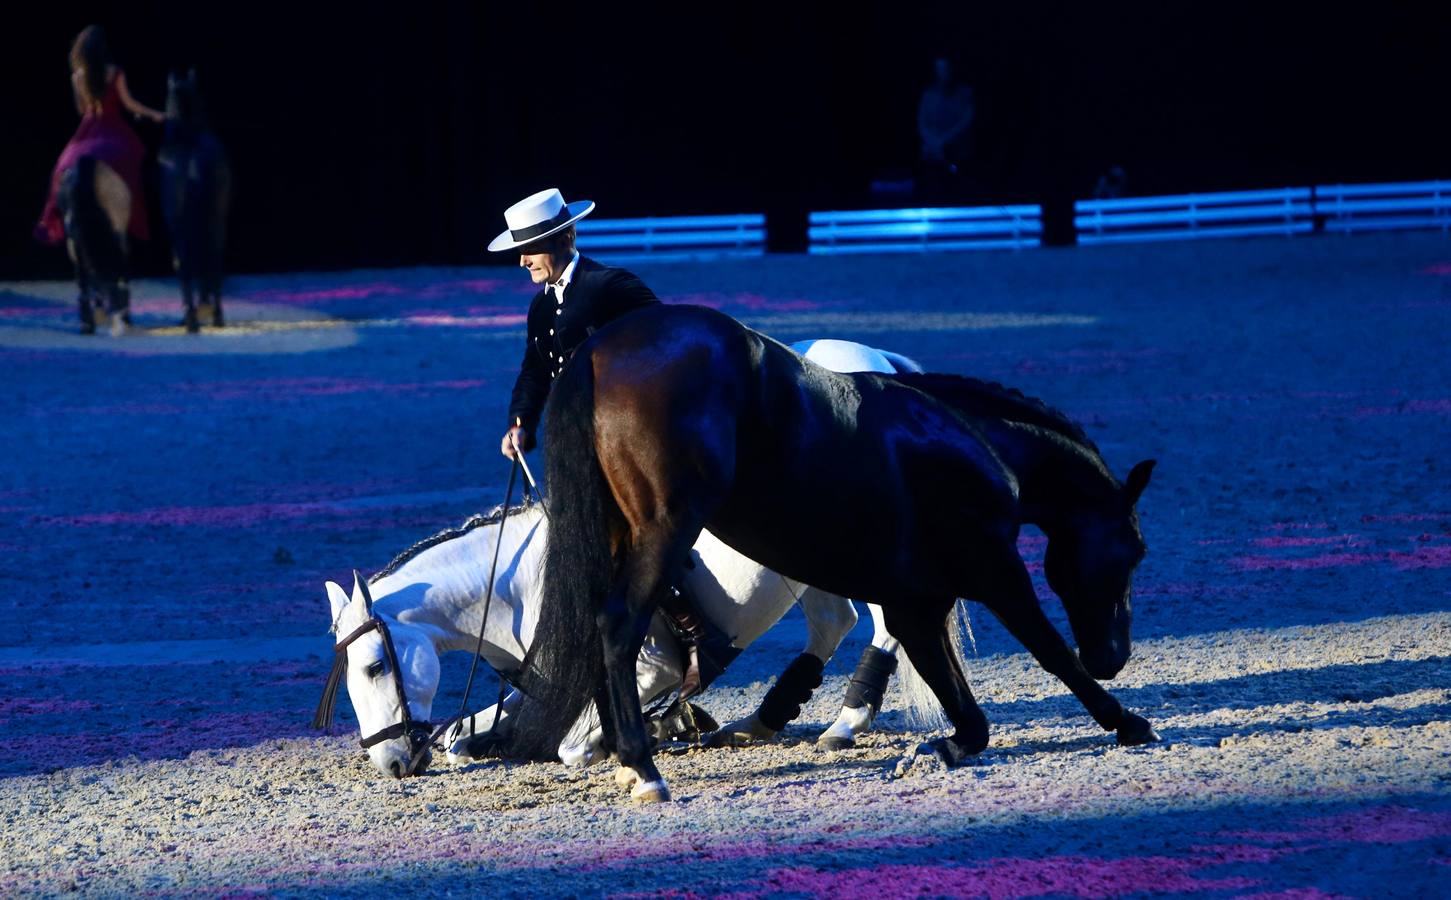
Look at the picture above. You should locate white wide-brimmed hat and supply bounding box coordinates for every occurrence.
[487,188,595,252]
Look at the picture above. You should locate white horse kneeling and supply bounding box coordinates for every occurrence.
[320,507,865,780]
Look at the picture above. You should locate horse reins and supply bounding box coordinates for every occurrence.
[316,451,547,775]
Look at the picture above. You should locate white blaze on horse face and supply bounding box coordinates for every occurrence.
[328,585,442,777]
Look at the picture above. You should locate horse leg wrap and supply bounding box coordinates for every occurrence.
[842,645,898,715]
[758,653,825,732]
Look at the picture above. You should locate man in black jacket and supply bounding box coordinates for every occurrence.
[488,188,735,703]
[489,188,659,458]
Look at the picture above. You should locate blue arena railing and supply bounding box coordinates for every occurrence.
[1315,180,1451,235]
[1075,188,1315,244]
[807,205,1042,255]
[575,213,765,264]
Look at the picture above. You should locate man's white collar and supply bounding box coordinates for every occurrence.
[552,252,581,293]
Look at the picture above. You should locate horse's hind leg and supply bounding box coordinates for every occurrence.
[881,601,989,765]
[709,587,852,748]
[91,162,132,334]
[820,602,901,750]
[979,555,1159,747]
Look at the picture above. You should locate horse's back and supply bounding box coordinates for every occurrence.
[577,305,1020,601]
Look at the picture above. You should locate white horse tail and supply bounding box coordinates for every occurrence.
[894,599,975,729]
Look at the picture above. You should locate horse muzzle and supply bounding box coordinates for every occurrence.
[1079,640,1129,680]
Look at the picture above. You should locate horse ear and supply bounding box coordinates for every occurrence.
[1124,459,1156,507]
[188,68,198,85]
[353,569,374,615]
[326,580,350,625]
[168,71,178,88]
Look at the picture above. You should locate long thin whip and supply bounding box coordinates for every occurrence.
[409,457,519,770]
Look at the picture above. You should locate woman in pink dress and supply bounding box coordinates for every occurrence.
[37,26,163,332]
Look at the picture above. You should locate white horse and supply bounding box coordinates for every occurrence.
[319,339,945,780]
[322,505,864,778]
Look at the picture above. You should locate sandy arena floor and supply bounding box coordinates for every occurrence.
[1,233,1449,897]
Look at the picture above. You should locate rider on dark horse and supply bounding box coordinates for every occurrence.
[36,25,163,334]
[490,188,736,698]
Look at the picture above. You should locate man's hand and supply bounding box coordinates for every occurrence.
[501,426,532,459]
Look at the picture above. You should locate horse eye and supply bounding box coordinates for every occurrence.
[365,660,386,678]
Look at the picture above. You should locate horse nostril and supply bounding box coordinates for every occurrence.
[389,760,403,779]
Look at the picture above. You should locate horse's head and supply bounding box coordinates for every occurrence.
[324,574,441,778]
[165,70,205,126]
[1043,459,1155,680]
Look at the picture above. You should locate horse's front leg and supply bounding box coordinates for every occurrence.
[710,587,851,748]
[444,690,523,764]
[596,550,677,802]
[881,601,989,765]
[982,559,1159,747]
[820,602,900,750]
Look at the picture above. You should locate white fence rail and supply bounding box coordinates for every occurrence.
[1316,180,1451,234]
[808,205,1042,255]
[1075,188,1314,244]
[1075,181,1451,244]
[575,213,765,264]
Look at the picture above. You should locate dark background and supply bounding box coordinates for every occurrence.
[4,2,1448,278]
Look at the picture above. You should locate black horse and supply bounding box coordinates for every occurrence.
[159,71,231,333]
[512,304,1156,802]
[55,156,132,335]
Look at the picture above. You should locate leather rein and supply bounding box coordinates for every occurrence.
[313,457,547,775]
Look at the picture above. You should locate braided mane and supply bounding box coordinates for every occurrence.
[883,372,1100,455]
[369,502,539,583]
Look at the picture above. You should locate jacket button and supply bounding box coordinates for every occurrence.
[549,328,554,335]
[555,309,562,315]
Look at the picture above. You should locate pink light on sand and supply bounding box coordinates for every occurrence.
[663,291,831,312]
[1250,535,1371,549]
[0,306,68,319]
[1352,399,1451,418]
[1222,805,1451,846]
[242,278,527,306]
[401,314,527,328]
[756,856,1257,900]
[1229,545,1451,571]
[178,376,486,401]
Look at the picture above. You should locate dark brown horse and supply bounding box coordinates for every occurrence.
[511,304,1156,802]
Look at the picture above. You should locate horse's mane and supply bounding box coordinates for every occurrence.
[369,502,540,583]
[883,372,1101,456]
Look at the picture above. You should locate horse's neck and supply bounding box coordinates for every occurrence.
[369,508,547,663]
[987,422,1117,528]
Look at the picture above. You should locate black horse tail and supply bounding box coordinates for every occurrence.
[503,356,620,761]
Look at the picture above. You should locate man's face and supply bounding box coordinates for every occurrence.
[519,243,568,285]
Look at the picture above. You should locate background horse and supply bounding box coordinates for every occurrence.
[55,156,131,335]
[317,504,862,778]
[159,71,231,332]
[512,304,1156,802]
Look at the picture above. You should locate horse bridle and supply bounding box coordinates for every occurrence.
[337,617,433,749]
[314,465,544,775]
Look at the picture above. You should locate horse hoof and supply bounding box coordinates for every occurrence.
[703,731,736,749]
[630,779,671,804]
[1116,712,1161,747]
[614,766,639,789]
[818,735,856,751]
[927,735,983,767]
